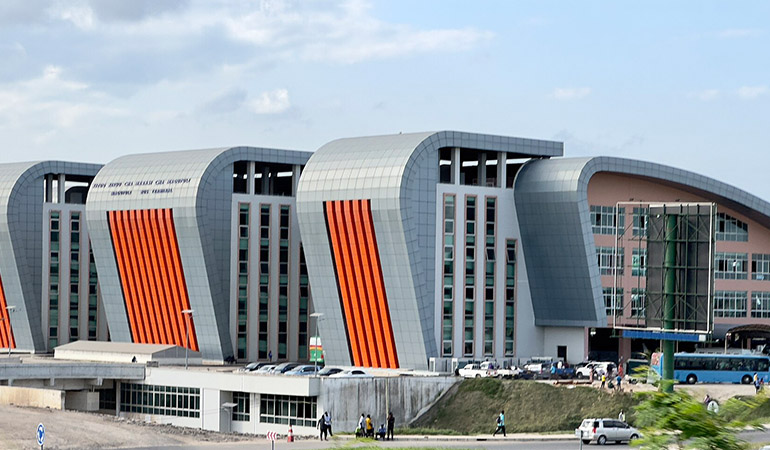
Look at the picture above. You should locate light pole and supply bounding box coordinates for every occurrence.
[309,312,324,375]
[181,309,194,369]
[4,306,15,357]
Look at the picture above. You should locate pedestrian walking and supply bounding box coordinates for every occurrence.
[618,410,625,422]
[755,376,762,394]
[600,373,607,389]
[615,374,622,392]
[386,411,395,440]
[324,411,333,437]
[492,410,506,437]
[356,413,365,437]
[316,414,327,440]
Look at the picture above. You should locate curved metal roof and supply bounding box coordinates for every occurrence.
[514,156,770,328]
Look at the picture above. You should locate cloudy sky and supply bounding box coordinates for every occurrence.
[1,1,769,199]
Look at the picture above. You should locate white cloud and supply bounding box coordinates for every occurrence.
[550,87,591,100]
[688,89,720,101]
[0,65,126,131]
[718,28,763,39]
[219,0,493,64]
[249,89,290,114]
[737,85,769,99]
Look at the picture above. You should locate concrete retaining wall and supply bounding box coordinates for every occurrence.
[317,376,458,432]
[0,385,65,409]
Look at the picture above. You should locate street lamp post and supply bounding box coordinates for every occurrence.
[309,312,324,376]
[181,309,194,369]
[4,306,15,357]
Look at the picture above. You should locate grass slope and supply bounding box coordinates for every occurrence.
[412,379,639,434]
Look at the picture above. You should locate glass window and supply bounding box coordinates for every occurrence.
[603,287,624,316]
[597,247,624,275]
[590,206,625,235]
[259,394,317,427]
[715,252,748,280]
[714,291,747,318]
[752,292,770,318]
[716,213,748,242]
[752,254,770,281]
[631,248,647,277]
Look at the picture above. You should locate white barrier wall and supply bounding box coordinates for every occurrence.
[0,386,65,409]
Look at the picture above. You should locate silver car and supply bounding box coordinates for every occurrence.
[575,418,640,445]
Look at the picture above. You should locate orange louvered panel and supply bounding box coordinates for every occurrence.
[108,209,198,351]
[0,274,15,350]
[325,201,363,365]
[324,200,399,368]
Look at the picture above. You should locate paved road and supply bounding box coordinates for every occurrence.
[125,428,770,450]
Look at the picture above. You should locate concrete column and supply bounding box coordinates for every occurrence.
[58,174,66,204]
[292,165,302,197]
[452,148,460,185]
[498,152,506,188]
[247,162,255,195]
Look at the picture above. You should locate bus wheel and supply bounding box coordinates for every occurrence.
[686,374,697,384]
[742,375,752,384]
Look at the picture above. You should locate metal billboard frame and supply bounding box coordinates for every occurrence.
[609,201,715,338]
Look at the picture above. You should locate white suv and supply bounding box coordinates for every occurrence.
[575,361,616,379]
[575,418,640,445]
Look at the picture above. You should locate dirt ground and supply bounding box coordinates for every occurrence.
[0,405,262,450]
[0,382,760,449]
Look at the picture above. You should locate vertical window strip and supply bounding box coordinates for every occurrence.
[278,205,290,359]
[504,240,515,356]
[483,197,495,357]
[87,245,98,340]
[603,287,624,317]
[298,246,309,360]
[236,203,250,360]
[49,211,61,348]
[442,194,455,357]
[258,204,270,359]
[632,207,648,237]
[69,212,81,341]
[632,248,647,277]
[464,195,476,357]
[631,288,646,318]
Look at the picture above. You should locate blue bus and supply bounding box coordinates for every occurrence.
[651,352,770,384]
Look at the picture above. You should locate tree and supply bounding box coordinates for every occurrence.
[632,380,756,450]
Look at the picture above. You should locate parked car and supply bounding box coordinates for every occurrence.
[458,363,491,378]
[575,418,640,445]
[575,361,616,379]
[317,367,344,377]
[271,362,301,374]
[522,356,556,373]
[254,364,277,373]
[285,365,320,376]
[491,365,523,379]
[243,362,272,372]
[328,369,372,378]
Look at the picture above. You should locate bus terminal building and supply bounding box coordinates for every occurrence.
[2,131,770,433]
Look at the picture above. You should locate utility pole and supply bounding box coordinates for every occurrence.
[662,214,677,391]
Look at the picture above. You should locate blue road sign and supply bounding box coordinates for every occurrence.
[37,423,45,446]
